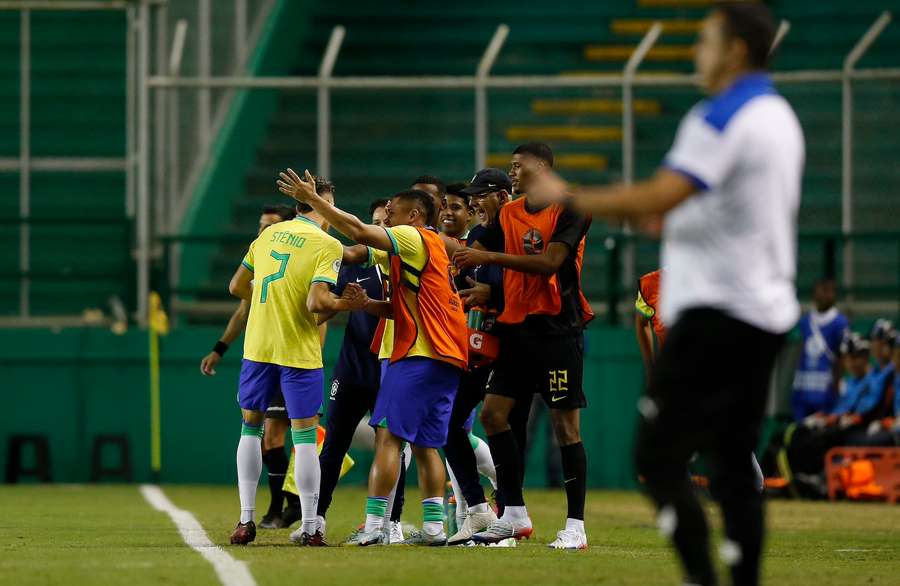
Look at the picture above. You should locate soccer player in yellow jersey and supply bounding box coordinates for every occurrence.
[278,168,468,547]
[227,187,364,547]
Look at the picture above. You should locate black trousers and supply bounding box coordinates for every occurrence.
[635,308,785,586]
[317,378,409,519]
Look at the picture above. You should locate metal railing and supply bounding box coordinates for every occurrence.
[3,3,898,326]
[1,0,274,324]
[144,11,899,324]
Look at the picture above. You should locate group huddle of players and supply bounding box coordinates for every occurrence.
[206,142,594,549]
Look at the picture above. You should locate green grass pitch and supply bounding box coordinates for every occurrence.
[3,485,900,585]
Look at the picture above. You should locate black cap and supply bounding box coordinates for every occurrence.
[460,168,512,196]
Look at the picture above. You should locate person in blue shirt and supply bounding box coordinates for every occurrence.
[787,333,890,489]
[850,327,900,446]
[790,278,849,421]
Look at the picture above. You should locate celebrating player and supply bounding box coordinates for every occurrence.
[227,183,365,546]
[200,204,304,529]
[278,169,468,546]
[454,158,594,550]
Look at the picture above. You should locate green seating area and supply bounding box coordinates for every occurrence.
[4,1,895,318]
[193,0,900,312]
[0,10,128,316]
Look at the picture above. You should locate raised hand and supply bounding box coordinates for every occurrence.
[277,168,317,203]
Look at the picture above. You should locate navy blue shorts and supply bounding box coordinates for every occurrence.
[370,357,461,448]
[238,359,323,419]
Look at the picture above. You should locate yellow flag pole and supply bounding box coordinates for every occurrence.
[148,291,168,483]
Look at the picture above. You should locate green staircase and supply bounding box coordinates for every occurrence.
[198,0,900,310]
[0,10,130,317]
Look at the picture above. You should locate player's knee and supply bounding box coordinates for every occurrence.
[550,411,581,445]
[479,407,507,434]
[242,409,265,428]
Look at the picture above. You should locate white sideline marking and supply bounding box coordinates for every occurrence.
[139,484,257,586]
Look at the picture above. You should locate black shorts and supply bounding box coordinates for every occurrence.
[487,332,586,409]
[264,388,289,420]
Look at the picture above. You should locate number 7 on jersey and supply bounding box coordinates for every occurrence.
[260,251,290,303]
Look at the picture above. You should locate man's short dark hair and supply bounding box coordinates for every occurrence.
[513,142,554,167]
[294,175,335,214]
[715,1,777,69]
[393,189,435,225]
[262,204,296,221]
[316,177,336,195]
[369,198,389,215]
[412,175,446,195]
[445,182,470,196]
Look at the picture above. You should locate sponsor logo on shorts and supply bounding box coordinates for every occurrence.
[330,379,339,400]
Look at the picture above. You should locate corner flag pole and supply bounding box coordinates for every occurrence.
[148,291,169,483]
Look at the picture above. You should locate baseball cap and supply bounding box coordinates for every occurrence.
[460,168,512,196]
[840,332,870,356]
[869,318,895,341]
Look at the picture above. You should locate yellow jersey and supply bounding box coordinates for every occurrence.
[241,215,343,369]
[367,225,434,361]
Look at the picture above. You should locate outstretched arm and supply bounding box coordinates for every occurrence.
[526,167,696,220]
[454,241,570,275]
[278,169,394,252]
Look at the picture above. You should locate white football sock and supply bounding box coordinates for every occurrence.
[471,435,497,489]
[236,428,263,524]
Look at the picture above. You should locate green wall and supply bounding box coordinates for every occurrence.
[1,324,644,488]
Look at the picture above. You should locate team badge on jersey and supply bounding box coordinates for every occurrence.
[522,228,544,255]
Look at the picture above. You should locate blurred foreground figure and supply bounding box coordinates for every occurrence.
[525,3,803,584]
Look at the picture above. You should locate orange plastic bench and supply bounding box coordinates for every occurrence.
[824,447,900,503]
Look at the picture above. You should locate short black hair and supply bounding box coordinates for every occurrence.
[412,175,446,195]
[316,177,336,195]
[295,175,335,214]
[369,198,389,215]
[262,204,296,221]
[445,182,470,196]
[392,189,435,225]
[715,1,777,69]
[513,142,554,167]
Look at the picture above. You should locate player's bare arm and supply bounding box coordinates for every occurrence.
[525,163,696,219]
[228,263,254,301]
[453,241,570,276]
[343,244,369,264]
[278,168,394,252]
[307,281,367,314]
[634,312,655,378]
[200,299,249,376]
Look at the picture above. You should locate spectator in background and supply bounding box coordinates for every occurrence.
[869,319,896,390]
[849,323,899,446]
[785,333,888,495]
[790,278,849,421]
